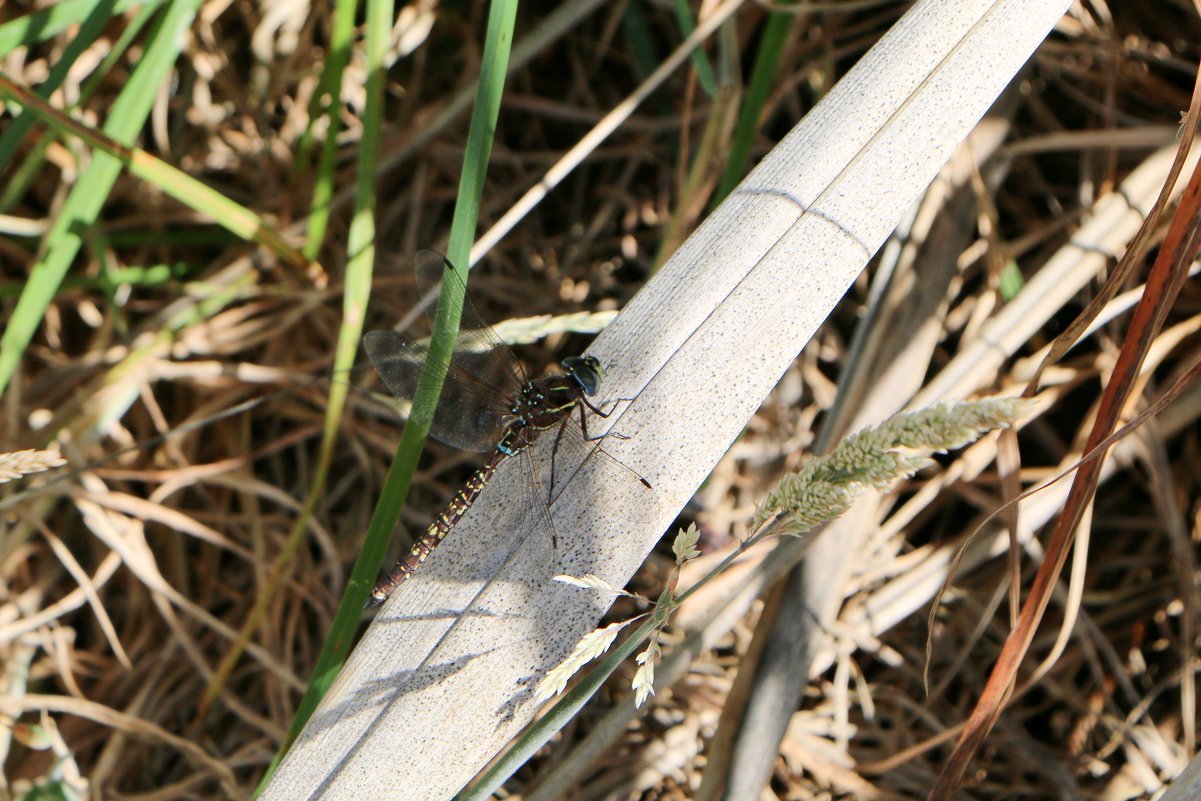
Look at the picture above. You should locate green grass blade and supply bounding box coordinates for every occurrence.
[193,0,363,715]
[458,610,668,801]
[673,0,717,97]
[445,0,519,275]
[621,1,659,80]
[247,0,396,782]
[256,0,519,790]
[302,0,358,258]
[0,0,116,171]
[0,0,164,56]
[712,10,795,204]
[0,76,311,266]
[0,1,201,397]
[0,2,157,212]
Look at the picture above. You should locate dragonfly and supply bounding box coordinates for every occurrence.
[364,250,651,607]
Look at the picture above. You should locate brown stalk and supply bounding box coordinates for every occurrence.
[928,136,1201,800]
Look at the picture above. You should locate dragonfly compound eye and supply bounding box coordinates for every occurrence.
[562,355,602,395]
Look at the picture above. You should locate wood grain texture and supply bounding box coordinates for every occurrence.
[261,0,1071,798]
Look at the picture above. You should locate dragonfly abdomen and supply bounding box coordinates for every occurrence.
[366,426,535,607]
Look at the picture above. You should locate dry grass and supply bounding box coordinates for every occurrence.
[2,2,1201,800]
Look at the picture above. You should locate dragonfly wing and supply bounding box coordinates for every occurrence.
[364,329,504,453]
[505,409,659,589]
[541,412,655,513]
[413,249,528,391]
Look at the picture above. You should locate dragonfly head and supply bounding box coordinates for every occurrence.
[562,355,602,395]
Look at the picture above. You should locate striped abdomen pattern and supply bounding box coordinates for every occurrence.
[366,446,514,606]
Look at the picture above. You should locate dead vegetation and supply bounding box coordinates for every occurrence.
[2,2,1201,800]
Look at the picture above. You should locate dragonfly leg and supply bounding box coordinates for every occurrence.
[578,399,630,443]
[574,401,651,490]
[583,392,643,418]
[581,396,616,418]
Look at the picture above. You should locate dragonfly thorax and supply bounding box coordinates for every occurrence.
[512,376,582,427]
